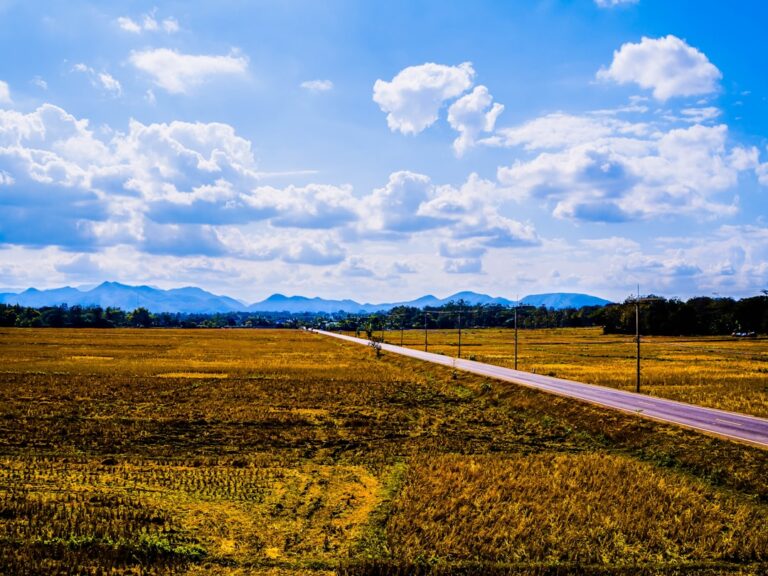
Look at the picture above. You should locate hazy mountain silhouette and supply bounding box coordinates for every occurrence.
[0,283,612,313]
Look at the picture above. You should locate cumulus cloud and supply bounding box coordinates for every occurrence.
[496,109,753,223]
[373,62,475,134]
[129,49,248,94]
[447,85,504,156]
[0,103,372,267]
[300,79,333,92]
[0,104,112,247]
[360,171,539,274]
[0,80,12,105]
[596,225,768,295]
[363,171,448,234]
[283,236,346,265]
[597,35,721,101]
[263,184,357,229]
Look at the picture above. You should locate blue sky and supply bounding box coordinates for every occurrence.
[1,0,767,303]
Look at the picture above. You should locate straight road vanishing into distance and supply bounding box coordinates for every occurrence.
[313,329,768,450]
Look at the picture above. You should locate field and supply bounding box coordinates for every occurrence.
[0,328,767,575]
[369,327,768,418]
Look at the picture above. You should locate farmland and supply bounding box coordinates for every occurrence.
[0,328,766,575]
[370,327,768,418]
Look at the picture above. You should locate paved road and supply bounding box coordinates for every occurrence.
[312,329,768,449]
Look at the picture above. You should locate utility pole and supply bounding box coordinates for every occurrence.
[514,297,519,370]
[635,293,640,393]
[632,287,661,393]
[423,311,428,352]
[457,309,462,358]
[400,314,404,347]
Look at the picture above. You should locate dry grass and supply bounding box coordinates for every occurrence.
[372,327,768,417]
[0,328,766,575]
[387,453,767,565]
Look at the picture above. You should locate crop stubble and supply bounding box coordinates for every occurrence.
[0,328,765,575]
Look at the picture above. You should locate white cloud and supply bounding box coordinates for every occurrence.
[363,171,447,234]
[581,236,640,254]
[72,64,122,96]
[300,79,334,92]
[97,72,122,96]
[142,14,159,31]
[489,112,650,151]
[162,18,180,33]
[0,103,363,265]
[757,162,768,187]
[360,171,538,275]
[680,106,721,123]
[447,85,504,157]
[373,62,475,134]
[337,257,377,278]
[603,225,768,295]
[443,258,482,274]
[32,76,48,90]
[439,240,486,259]
[597,35,721,101]
[283,236,346,265]
[595,0,638,6]
[117,13,178,34]
[54,254,102,276]
[129,49,248,94]
[116,16,141,33]
[0,80,10,105]
[728,146,759,171]
[497,113,749,222]
[252,183,358,229]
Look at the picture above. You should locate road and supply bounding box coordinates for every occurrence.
[312,329,768,450]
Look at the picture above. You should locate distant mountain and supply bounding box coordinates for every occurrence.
[0,282,247,314]
[0,283,614,313]
[249,294,371,314]
[5,286,84,308]
[521,293,612,309]
[439,291,515,307]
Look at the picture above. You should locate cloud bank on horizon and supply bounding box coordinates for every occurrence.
[0,1,767,302]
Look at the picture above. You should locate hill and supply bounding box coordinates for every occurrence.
[0,283,613,313]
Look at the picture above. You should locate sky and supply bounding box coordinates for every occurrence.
[1,0,767,303]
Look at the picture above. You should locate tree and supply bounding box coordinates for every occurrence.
[128,307,153,328]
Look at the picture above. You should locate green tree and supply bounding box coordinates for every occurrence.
[128,307,153,328]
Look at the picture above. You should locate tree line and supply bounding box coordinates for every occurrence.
[0,304,305,329]
[1,293,767,335]
[328,294,768,336]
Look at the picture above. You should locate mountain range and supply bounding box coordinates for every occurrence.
[0,282,613,314]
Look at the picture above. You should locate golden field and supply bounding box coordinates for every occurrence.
[0,328,766,575]
[371,327,768,418]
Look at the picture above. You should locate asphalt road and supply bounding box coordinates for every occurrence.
[313,329,768,450]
